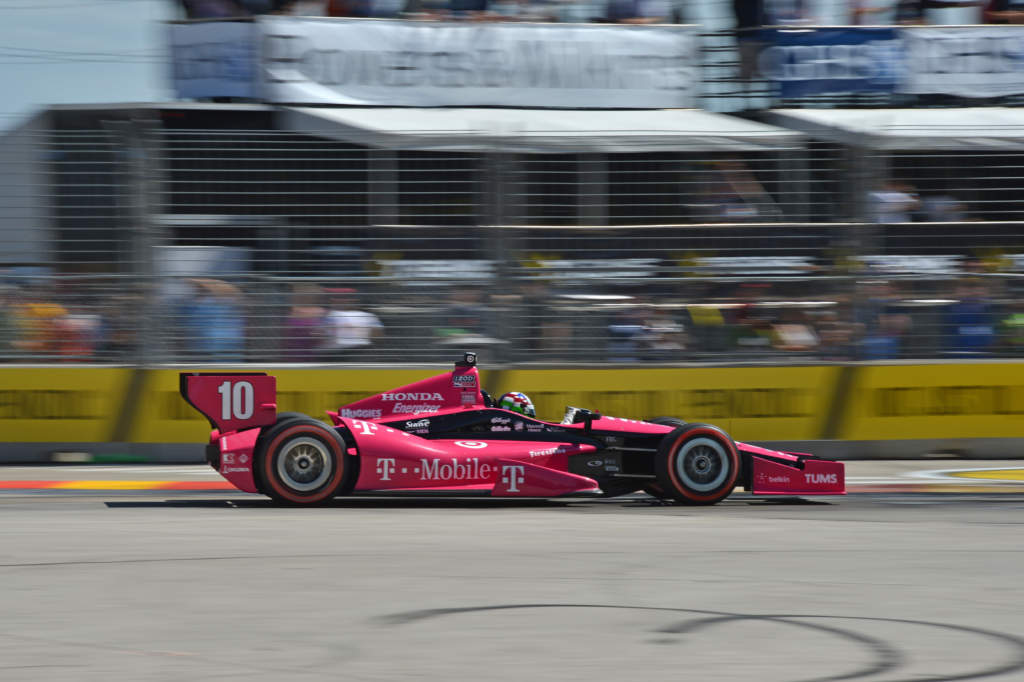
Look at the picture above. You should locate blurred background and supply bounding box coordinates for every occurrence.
[2,0,1024,460]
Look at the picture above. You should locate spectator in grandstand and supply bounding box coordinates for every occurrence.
[984,0,1024,22]
[771,307,819,353]
[435,286,495,341]
[326,0,406,16]
[0,285,14,358]
[946,278,996,356]
[816,302,860,361]
[604,0,670,22]
[887,0,984,24]
[733,0,766,81]
[322,287,384,362]
[644,306,687,361]
[998,298,1024,354]
[10,285,67,358]
[185,278,246,362]
[856,280,911,359]
[284,284,327,362]
[55,304,103,361]
[922,192,968,222]
[607,304,651,362]
[869,180,920,223]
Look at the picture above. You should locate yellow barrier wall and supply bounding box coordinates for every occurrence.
[0,368,131,442]
[2,364,1023,445]
[838,363,1024,440]
[487,367,841,442]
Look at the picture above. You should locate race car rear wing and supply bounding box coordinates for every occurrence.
[179,372,278,434]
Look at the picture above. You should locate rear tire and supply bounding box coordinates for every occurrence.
[654,424,739,505]
[257,416,353,505]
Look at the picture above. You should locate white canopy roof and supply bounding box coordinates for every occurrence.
[766,108,1024,151]
[279,107,804,153]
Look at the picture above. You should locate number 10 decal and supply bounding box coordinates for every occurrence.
[218,380,254,420]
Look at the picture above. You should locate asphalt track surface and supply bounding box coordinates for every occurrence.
[1,461,1024,682]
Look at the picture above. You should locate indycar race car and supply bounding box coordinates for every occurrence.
[180,353,844,505]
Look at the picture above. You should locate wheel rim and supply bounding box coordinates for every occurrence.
[276,436,333,492]
[674,437,730,492]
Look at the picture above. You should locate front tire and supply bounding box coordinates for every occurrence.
[644,417,688,498]
[257,417,352,505]
[654,424,740,505]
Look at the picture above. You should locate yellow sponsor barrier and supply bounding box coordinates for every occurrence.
[3,364,1024,446]
[837,363,1024,440]
[0,368,130,442]
[487,367,841,442]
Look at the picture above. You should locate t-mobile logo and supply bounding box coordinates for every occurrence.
[376,458,396,481]
[501,464,525,493]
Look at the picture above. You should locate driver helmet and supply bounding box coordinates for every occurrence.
[499,391,535,418]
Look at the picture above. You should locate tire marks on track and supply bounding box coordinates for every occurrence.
[378,604,1024,682]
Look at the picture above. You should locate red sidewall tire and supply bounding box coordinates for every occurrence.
[656,425,739,505]
[260,423,347,505]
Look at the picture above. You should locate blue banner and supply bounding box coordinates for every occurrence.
[759,28,904,98]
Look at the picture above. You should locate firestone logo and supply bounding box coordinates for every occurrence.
[528,445,571,458]
[383,392,443,401]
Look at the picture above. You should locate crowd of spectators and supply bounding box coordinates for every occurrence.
[1,272,1021,363]
[180,0,1024,26]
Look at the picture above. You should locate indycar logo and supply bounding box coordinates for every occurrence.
[376,457,396,481]
[501,464,525,493]
[805,473,838,484]
[382,392,443,401]
[453,374,477,388]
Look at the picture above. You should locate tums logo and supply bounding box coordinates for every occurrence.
[805,473,838,485]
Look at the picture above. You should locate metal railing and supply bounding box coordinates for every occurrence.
[3,121,1024,365]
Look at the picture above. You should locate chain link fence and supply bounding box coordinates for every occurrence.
[2,112,1024,365]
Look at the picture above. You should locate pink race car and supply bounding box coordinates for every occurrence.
[180,353,844,506]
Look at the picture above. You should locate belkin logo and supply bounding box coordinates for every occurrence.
[382,392,443,401]
[805,473,838,484]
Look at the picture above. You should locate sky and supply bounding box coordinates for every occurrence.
[0,0,176,131]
